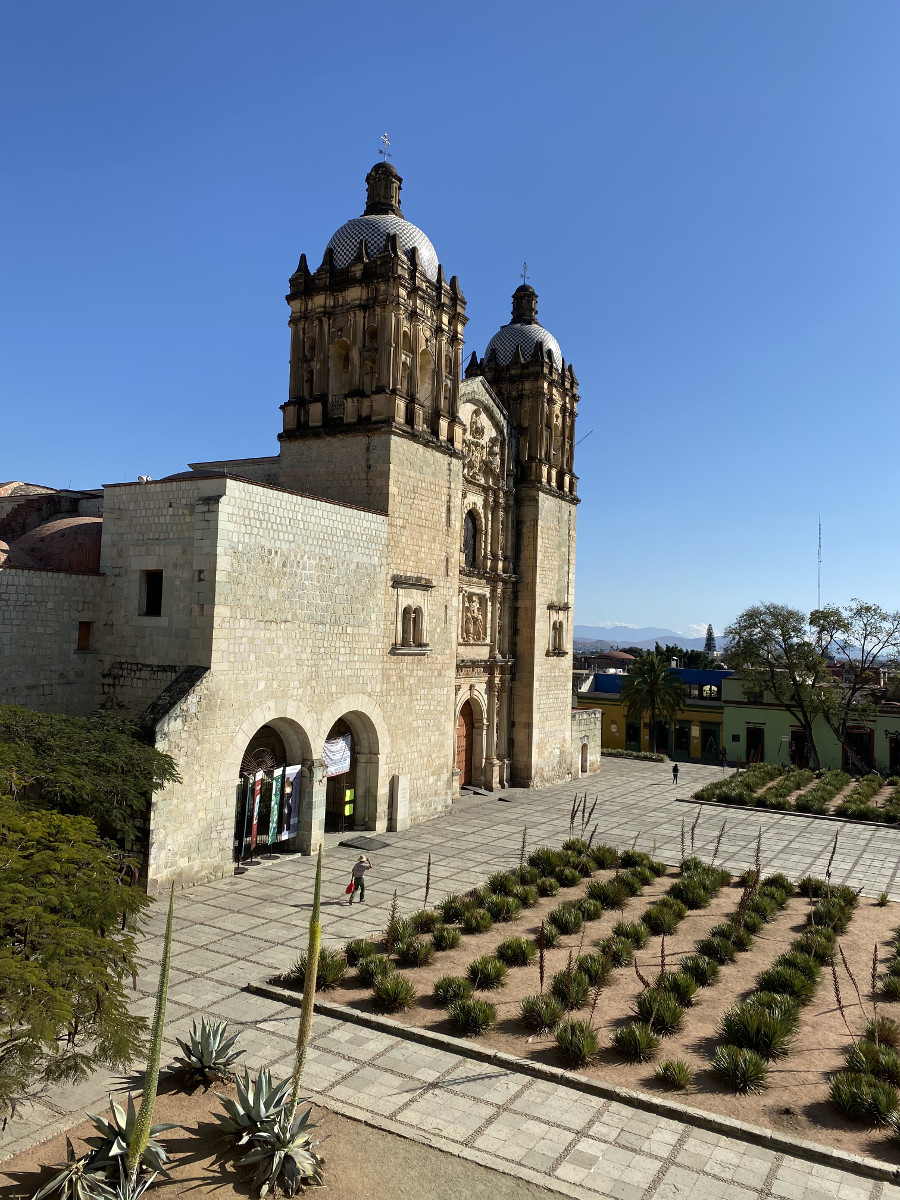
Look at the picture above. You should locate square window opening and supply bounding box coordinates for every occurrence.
[76,621,92,651]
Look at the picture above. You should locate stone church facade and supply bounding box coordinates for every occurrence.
[0,161,580,892]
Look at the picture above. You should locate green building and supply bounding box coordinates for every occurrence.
[722,677,900,773]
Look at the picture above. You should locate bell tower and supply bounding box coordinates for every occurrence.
[280,163,467,452]
[467,285,578,498]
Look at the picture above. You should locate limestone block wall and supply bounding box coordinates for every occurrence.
[0,567,103,713]
[571,708,604,776]
[276,429,392,513]
[510,487,576,787]
[98,479,221,712]
[145,477,392,890]
[380,434,461,817]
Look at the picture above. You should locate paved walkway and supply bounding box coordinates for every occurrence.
[5,758,900,1200]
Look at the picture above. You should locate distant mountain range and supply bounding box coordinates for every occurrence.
[574,625,718,652]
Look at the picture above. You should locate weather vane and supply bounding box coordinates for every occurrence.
[379,132,391,161]
[520,260,529,284]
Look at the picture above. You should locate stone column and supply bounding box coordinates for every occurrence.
[354,752,379,830]
[497,678,510,787]
[484,678,501,790]
[297,758,326,855]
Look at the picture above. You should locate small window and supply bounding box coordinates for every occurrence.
[142,570,163,616]
[701,684,720,700]
[462,510,478,569]
[76,621,92,651]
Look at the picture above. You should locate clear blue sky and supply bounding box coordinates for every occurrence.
[2,2,898,637]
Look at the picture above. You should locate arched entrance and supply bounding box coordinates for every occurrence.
[457,701,474,785]
[580,742,589,774]
[324,717,355,833]
[321,709,381,832]
[234,724,289,862]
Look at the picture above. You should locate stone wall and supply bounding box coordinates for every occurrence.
[571,708,604,776]
[0,567,104,713]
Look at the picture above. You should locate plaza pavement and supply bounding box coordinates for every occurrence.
[5,757,900,1200]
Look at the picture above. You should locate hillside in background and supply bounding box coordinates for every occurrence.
[573,625,717,652]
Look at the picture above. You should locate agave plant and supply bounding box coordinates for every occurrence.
[214,1067,292,1145]
[32,1138,115,1200]
[236,1106,324,1197]
[174,1018,243,1088]
[108,1162,157,1200]
[84,1096,177,1178]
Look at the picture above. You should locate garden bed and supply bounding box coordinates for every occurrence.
[692,764,900,823]
[273,842,900,1167]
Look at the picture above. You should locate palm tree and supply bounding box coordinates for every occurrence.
[620,651,687,755]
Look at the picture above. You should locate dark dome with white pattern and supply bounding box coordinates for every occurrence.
[326,214,439,281]
[484,284,563,369]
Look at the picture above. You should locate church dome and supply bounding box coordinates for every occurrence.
[12,516,102,573]
[325,161,440,282]
[484,284,563,369]
[327,215,439,280]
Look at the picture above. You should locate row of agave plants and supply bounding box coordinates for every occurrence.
[694,763,900,823]
[824,916,900,1137]
[32,854,331,1200]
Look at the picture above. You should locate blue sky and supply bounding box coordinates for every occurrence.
[2,2,898,636]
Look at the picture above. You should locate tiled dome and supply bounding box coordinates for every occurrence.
[485,321,562,370]
[326,215,439,281]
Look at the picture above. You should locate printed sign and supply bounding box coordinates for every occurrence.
[281,764,302,839]
[268,768,284,846]
[323,733,351,778]
[250,771,263,853]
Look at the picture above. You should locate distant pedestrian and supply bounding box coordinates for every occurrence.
[720,746,728,770]
[348,854,371,904]
[672,763,679,786]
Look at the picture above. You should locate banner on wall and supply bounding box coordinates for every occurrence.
[249,771,263,854]
[268,767,284,846]
[322,733,351,778]
[281,764,303,840]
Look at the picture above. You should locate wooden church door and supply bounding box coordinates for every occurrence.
[456,701,474,785]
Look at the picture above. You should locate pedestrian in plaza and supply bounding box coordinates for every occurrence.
[671,763,679,786]
[348,854,371,904]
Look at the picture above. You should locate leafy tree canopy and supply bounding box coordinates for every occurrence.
[0,705,179,848]
[0,785,150,1120]
[654,643,716,670]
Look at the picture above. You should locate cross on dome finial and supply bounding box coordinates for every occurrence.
[379,132,391,161]
[520,260,528,285]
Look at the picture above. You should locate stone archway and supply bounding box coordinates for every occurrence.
[319,707,382,832]
[455,691,486,789]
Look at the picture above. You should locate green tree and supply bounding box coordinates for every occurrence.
[724,604,827,770]
[0,705,179,848]
[0,786,150,1120]
[655,643,715,670]
[810,599,900,771]
[704,624,717,656]
[620,651,686,754]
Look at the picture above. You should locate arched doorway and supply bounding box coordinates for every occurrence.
[457,701,474,785]
[580,742,589,774]
[235,724,288,862]
[324,717,356,833]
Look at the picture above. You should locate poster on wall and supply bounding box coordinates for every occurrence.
[281,764,302,839]
[249,771,263,854]
[322,733,351,778]
[268,767,284,847]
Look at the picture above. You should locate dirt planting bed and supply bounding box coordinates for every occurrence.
[690,764,900,825]
[277,845,900,1166]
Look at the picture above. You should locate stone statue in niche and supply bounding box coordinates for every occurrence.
[461,592,486,643]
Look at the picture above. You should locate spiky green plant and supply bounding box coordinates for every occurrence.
[235,1105,324,1196]
[288,846,321,1122]
[85,1095,177,1178]
[432,924,462,951]
[713,1046,769,1094]
[214,1067,292,1146]
[496,937,537,967]
[125,884,177,1181]
[611,1021,660,1062]
[554,1019,599,1067]
[447,997,496,1037]
[173,1018,242,1088]
[433,976,473,1006]
[520,994,565,1032]
[32,1138,115,1200]
[655,1059,693,1090]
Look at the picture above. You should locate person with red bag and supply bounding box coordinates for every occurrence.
[348,854,372,904]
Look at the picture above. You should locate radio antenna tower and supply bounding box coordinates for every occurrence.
[817,517,822,609]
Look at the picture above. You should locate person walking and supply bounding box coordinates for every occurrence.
[348,854,371,904]
[672,763,679,786]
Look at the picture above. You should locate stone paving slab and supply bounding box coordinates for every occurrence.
[5,758,900,1200]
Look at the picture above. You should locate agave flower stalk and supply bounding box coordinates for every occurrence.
[289,846,322,1121]
[126,884,175,1181]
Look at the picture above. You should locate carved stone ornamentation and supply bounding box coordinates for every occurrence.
[461,591,487,643]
